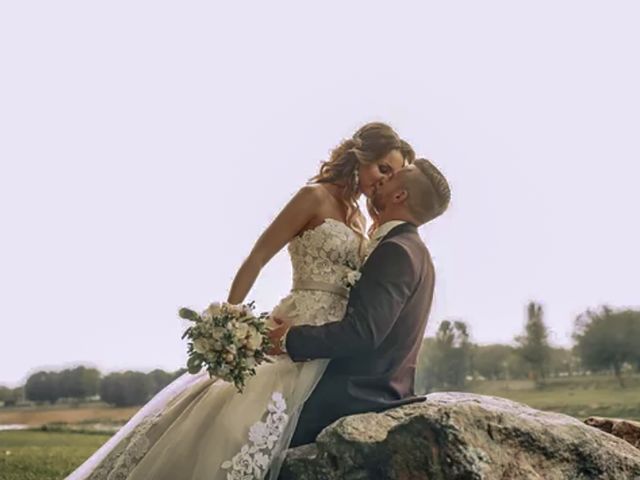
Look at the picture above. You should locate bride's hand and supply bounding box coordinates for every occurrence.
[266,317,289,356]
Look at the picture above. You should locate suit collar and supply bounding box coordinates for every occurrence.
[379,222,417,242]
[371,221,407,241]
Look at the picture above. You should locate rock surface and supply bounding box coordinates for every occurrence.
[280,392,640,480]
[585,416,640,450]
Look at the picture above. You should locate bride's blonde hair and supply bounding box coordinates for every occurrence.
[310,122,414,241]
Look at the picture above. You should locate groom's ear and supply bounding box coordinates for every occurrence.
[393,189,409,204]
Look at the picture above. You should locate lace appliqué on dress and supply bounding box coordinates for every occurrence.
[221,392,289,480]
[85,410,163,480]
[288,218,364,288]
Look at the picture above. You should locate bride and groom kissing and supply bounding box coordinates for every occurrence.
[67,122,451,480]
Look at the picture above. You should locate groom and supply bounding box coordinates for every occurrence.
[268,158,451,447]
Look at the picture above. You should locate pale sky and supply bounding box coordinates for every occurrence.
[1,1,639,387]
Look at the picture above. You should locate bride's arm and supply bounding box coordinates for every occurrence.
[226,186,322,305]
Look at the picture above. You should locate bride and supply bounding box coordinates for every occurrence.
[66,122,414,480]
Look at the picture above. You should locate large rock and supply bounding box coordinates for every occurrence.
[585,416,640,450]
[280,392,640,480]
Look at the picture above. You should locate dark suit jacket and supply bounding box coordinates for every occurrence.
[285,222,435,446]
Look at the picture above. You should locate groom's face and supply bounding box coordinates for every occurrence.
[372,165,414,212]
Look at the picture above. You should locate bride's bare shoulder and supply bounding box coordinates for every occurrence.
[296,183,332,200]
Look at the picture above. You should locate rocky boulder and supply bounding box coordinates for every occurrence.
[585,416,640,450]
[280,392,640,479]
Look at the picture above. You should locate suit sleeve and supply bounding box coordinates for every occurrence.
[285,241,417,361]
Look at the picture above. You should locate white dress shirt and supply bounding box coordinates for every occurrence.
[365,220,407,260]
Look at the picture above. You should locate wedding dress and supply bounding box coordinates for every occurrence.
[66,218,363,480]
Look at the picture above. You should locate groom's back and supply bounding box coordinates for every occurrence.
[300,224,434,428]
[336,229,433,406]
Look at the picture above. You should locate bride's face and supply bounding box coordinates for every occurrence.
[358,149,405,198]
[372,165,414,212]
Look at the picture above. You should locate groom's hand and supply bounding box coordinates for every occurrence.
[266,317,289,356]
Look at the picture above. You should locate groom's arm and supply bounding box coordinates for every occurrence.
[285,241,417,361]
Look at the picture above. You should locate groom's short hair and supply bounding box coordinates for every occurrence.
[404,158,451,224]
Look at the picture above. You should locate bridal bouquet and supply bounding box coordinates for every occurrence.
[179,302,273,393]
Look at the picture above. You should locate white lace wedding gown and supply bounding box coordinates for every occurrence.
[66,218,363,480]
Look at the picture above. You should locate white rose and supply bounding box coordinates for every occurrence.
[224,303,244,317]
[246,328,263,350]
[234,322,250,340]
[346,270,362,287]
[207,302,223,317]
[211,327,226,340]
[193,338,209,354]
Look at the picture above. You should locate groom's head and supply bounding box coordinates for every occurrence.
[372,158,451,226]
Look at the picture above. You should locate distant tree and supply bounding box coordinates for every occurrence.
[11,386,25,405]
[504,349,530,379]
[100,371,150,407]
[0,386,11,403]
[415,338,436,393]
[418,320,472,392]
[472,344,514,380]
[573,306,640,387]
[172,368,187,379]
[515,301,551,387]
[15,386,25,402]
[547,347,578,377]
[145,369,174,397]
[25,371,61,404]
[59,366,101,399]
[0,386,22,405]
[20,366,185,407]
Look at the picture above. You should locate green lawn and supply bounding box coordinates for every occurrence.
[465,374,640,420]
[0,430,109,480]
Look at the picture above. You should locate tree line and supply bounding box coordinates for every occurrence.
[2,303,638,406]
[0,366,186,407]
[416,304,640,393]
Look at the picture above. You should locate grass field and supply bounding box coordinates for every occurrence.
[0,404,139,427]
[0,430,109,480]
[0,405,133,479]
[466,374,640,420]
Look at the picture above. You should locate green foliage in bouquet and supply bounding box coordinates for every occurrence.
[179,301,273,393]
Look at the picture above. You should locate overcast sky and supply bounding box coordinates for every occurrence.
[1,1,639,387]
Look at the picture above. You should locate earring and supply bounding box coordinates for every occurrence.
[353,167,360,192]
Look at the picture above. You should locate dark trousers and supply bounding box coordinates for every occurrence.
[289,406,336,447]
